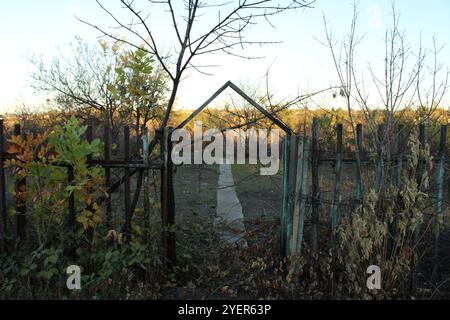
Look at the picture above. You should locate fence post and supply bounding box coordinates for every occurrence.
[433,124,447,274]
[355,123,363,208]
[14,124,27,242]
[286,135,298,256]
[311,118,320,254]
[84,125,95,243]
[396,124,405,188]
[123,126,132,243]
[142,127,151,243]
[417,124,426,190]
[375,124,384,191]
[104,125,112,229]
[67,166,75,228]
[331,124,343,248]
[411,124,426,295]
[161,127,176,269]
[66,164,77,258]
[86,125,93,160]
[0,119,6,252]
[415,124,426,238]
[280,134,291,258]
[291,137,305,263]
[296,137,310,273]
[167,127,176,267]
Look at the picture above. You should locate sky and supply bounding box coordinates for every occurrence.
[0,0,449,113]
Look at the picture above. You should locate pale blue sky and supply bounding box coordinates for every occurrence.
[0,0,449,113]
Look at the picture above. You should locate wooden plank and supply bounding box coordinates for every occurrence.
[434,125,447,272]
[355,123,363,207]
[415,124,426,236]
[396,124,405,188]
[66,163,77,259]
[86,125,93,163]
[296,137,310,263]
[14,124,26,241]
[280,134,291,258]
[89,159,162,165]
[161,129,169,268]
[331,124,343,247]
[161,127,175,269]
[167,127,176,267]
[286,135,298,256]
[104,125,112,229]
[311,118,321,253]
[0,119,6,252]
[417,124,426,190]
[375,124,384,191]
[434,125,446,217]
[85,125,94,241]
[123,126,132,242]
[290,137,311,281]
[412,124,426,294]
[142,127,151,243]
[67,166,75,228]
[291,137,305,259]
[388,124,406,259]
[93,163,162,169]
[356,124,363,153]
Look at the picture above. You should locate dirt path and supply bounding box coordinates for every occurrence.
[215,164,248,247]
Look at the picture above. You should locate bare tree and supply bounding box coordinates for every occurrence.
[76,0,316,213]
[321,2,364,198]
[79,0,315,131]
[366,4,423,139]
[417,37,449,125]
[321,2,427,192]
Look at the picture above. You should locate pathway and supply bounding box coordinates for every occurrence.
[215,164,248,247]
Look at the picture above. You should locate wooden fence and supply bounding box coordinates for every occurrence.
[1,116,449,276]
[280,118,448,272]
[0,120,176,268]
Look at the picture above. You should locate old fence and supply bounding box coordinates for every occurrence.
[1,115,449,276]
[280,118,448,269]
[0,120,176,268]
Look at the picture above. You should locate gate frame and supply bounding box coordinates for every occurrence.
[174,81,294,259]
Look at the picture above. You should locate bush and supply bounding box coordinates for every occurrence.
[298,133,435,299]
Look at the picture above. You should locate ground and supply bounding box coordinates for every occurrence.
[5,150,449,299]
[156,163,288,299]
